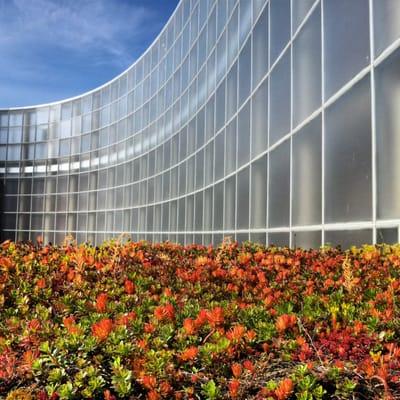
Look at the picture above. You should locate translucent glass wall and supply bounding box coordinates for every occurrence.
[1,0,400,247]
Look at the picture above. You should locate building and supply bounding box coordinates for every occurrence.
[1,0,400,248]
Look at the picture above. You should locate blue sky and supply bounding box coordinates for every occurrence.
[0,0,179,108]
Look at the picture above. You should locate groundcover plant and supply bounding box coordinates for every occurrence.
[0,238,400,399]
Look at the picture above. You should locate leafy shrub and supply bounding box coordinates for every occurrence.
[0,238,399,398]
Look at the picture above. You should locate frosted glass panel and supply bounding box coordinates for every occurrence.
[269,141,290,227]
[227,7,239,66]
[292,116,322,226]
[195,149,204,190]
[250,232,266,245]
[226,62,238,120]
[250,155,267,229]
[237,102,250,167]
[216,82,225,132]
[376,228,398,244]
[186,196,194,231]
[293,6,321,127]
[178,199,185,231]
[325,77,372,223]
[325,229,372,249]
[204,142,214,186]
[203,188,212,230]
[215,131,225,181]
[293,0,316,32]
[324,0,370,98]
[292,231,321,249]
[374,0,400,57]
[195,192,203,231]
[270,0,290,64]
[224,176,236,230]
[236,232,249,244]
[252,7,268,88]
[237,167,250,229]
[268,232,289,247]
[225,119,237,174]
[376,48,400,219]
[239,0,252,46]
[251,79,268,157]
[253,0,267,21]
[213,182,223,230]
[270,51,291,145]
[238,39,252,106]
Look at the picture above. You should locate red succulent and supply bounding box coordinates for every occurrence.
[95,293,108,313]
[124,279,135,295]
[206,307,224,327]
[275,314,297,333]
[180,346,198,361]
[154,303,175,321]
[275,378,294,400]
[91,318,113,341]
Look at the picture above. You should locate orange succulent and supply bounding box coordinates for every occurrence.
[63,316,82,335]
[238,252,252,265]
[180,346,198,361]
[91,318,113,341]
[20,349,38,372]
[154,303,175,321]
[163,287,173,297]
[229,379,241,398]
[95,293,108,313]
[206,307,224,327]
[144,322,155,333]
[243,360,255,374]
[147,390,160,400]
[276,314,297,333]
[195,256,209,267]
[231,363,242,378]
[246,329,257,342]
[227,325,246,342]
[104,390,117,400]
[142,375,157,390]
[36,278,46,289]
[275,378,294,400]
[28,319,41,331]
[183,318,196,335]
[116,311,137,326]
[195,309,208,327]
[159,381,172,396]
[73,272,83,286]
[124,279,135,295]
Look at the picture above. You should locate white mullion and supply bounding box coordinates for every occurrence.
[266,0,271,246]
[321,0,325,245]
[289,0,294,247]
[248,0,254,242]
[222,19,228,240]
[234,0,240,242]
[369,0,377,244]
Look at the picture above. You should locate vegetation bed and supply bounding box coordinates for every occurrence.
[0,238,400,399]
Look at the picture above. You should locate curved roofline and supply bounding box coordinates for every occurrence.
[1,0,183,111]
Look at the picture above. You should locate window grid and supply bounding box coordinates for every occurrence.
[1,0,400,247]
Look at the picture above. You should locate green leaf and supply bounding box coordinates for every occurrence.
[201,379,220,400]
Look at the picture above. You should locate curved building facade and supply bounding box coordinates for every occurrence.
[1,0,400,248]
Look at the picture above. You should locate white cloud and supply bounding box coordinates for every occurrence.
[0,0,163,67]
[0,0,177,107]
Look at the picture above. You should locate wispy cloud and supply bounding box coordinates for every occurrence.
[0,0,162,67]
[0,0,178,107]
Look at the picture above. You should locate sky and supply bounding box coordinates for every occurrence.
[0,0,179,108]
